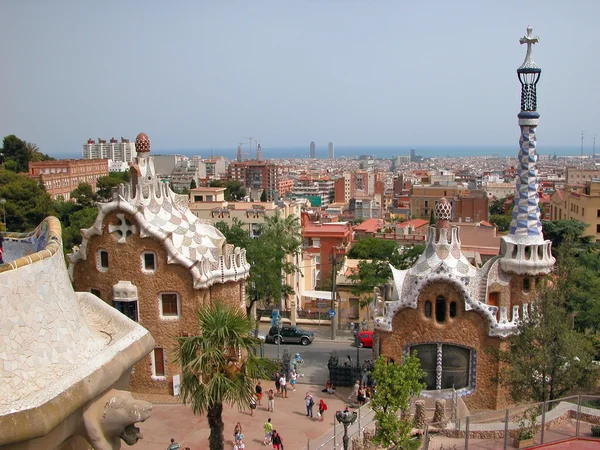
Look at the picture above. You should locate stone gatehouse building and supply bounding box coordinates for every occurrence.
[68,132,250,395]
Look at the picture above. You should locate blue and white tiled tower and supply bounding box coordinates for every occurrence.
[500,26,555,275]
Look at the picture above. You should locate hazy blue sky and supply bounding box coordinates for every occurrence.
[1,1,599,156]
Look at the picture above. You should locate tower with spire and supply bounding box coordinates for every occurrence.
[499,26,555,275]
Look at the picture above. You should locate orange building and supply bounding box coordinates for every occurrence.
[301,212,353,287]
[28,159,109,200]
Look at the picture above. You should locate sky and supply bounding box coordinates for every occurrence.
[1,1,599,157]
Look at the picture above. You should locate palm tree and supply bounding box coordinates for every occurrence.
[174,303,277,450]
[25,142,44,162]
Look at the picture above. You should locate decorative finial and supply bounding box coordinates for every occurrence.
[519,25,540,70]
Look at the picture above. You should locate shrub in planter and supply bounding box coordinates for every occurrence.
[591,425,600,437]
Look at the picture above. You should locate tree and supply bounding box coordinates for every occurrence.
[490,214,511,232]
[2,135,29,172]
[260,189,267,202]
[0,169,55,232]
[542,219,594,254]
[347,237,399,260]
[495,241,597,404]
[370,354,426,449]
[215,218,251,250]
[95,171,130,201]
[25,141,53,162]
[70,182,98,208]
[190,179,197,189]
[209,180,223,187]
[61,207,98,251]
[174,303,277,450]
[489,197,509,216]
[224,181,246,201]
[348,244,424,299]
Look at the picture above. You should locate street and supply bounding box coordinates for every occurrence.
[259,323,373,385]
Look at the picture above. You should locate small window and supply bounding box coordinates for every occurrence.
[596,209,600,218]
[142,251,156,272]
[436,296,446,323]
[98,250,109,270]
[449,301,457,318]
[596,224,600,233]
[114,301,138,321]
[523,278,530,293]
[160,293,180,318]
[153,348,165,377]
[90,289,101,299]
[424,301,432,318]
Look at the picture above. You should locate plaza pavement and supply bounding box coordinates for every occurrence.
[135,385,354,450]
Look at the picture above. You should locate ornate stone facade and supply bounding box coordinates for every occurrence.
[68,133,250,395]
[373,27,554,410]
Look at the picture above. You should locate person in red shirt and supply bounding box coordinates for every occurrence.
[318,399,328,422]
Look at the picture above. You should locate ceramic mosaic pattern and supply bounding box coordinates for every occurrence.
[0,250,109,413]
[509,125,543,237]
[68,146,250,289]
[1,220,52,263]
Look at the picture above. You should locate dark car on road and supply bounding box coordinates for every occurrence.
[265,325,315,346]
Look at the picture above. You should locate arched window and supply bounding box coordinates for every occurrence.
[436,296,446,323]
[424,301,432,318]
[449,301,457,318]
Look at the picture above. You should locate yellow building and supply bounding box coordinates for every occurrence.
[550,180,600,240]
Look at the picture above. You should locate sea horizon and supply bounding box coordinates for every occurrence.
[48,144,592,161]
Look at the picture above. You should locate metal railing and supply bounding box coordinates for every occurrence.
[423,394,600,450]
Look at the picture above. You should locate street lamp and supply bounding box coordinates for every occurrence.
[276,317,283,361]
[336,409,357,450]
[353,329,360,369]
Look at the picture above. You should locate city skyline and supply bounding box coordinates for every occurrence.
[1,1,599,157]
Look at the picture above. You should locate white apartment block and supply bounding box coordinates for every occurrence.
[82,137,137,164]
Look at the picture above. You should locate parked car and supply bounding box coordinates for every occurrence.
[357,331,374,348]
[266,325,315,346]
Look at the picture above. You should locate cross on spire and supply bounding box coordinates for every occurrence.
[519,25,540,69]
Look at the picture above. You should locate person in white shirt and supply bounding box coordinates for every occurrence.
[279,374,288,398]
[289,369,298,391]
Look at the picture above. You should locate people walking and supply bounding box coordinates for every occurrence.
[305,392,314,417]
[263,417,273,446]
[357,386,366,406]
[271,430,284,450]
[250,395,257,416]
[167,438,181,450]
[349,379,360,402]
[279,373,288,398]
[256,381,263,406]
[267,388,275,412]
[289,369,298,392]
[318,399,328,422]
[234,422,243,446]
[274,372,281,397]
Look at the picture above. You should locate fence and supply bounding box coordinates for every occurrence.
[302,404,376,450]
[424,394,600,450]
[302,395,600,450]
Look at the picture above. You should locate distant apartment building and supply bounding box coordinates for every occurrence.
[203,156,227,179]
[334,170,378,203]
[82,137,136,172]
[227,160,280,201]
[277,178,295,199]
[328,142,334,159]
[484,182,517,200]
[565,166,600,186]
[349,194,383,220]
[28,159,109,200]
[301,213,353,287]
[550,180,600,240]
[410,185,489,223]
[310,141,316,159]
[151,155,186,177]
[170,157,207,192]
[292,176,335,207]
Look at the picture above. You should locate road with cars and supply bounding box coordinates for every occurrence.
[259,324,374,386]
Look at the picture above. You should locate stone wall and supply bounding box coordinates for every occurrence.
[378,281,505,410]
